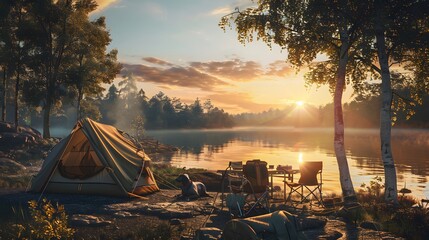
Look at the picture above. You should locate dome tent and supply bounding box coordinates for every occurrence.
[29,118,159,197]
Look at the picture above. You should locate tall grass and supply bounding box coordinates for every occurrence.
[0,198,75,239]
[356,176,429,239]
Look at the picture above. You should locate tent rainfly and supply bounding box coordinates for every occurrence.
[29,118,159,197]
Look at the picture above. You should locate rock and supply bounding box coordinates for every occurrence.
[0,133,28,148]
[70,214,112,227]
[300,216,327,230]
[323,198,335,208]
[195,227,222,240]
[170,218,184,225]
[360,220,382,231]
[318,230,343,239]
[17,125,42,141]
[0,158,26,174]
[0,122,15,133]
[113,211,139,218]
[14,150,32,162]
[180,235,193,240]
[273,203,299,214]
[161,209,193,219]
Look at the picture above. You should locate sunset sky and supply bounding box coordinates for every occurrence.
[93,0,354,113]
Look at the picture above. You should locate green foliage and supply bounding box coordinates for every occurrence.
[356,178,429,239]
[0,0,121,137]
[27,199,75,239]
[387,206,429,239]
[360,176,384,200]
[152,163,206,189]
[5,199,74,240]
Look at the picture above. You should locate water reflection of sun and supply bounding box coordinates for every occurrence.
[298,152,303,163]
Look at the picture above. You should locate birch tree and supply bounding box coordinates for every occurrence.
[220,0,370,206]
[372,0,428,204]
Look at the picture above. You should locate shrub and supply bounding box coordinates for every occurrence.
[5,198,75,240]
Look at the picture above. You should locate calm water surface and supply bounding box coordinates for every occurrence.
[146,127,429,199]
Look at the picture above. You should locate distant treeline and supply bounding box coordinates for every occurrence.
[3,74,429,131]
[234,94,429,129]
[3,75,235,134]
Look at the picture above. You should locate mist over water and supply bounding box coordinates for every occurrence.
[146,127,429,199]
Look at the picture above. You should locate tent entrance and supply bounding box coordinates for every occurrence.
[58,129,104,180]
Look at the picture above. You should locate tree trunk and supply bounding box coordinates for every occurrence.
[1,68,6,122]
[375,0,399,205]
[14,70,20,131]
[43,99,51,138]
[335,27,357,206]
[76,88,82,121]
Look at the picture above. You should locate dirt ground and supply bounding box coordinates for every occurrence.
[0,189,227,240]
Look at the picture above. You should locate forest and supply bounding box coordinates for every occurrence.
[4,73,429,135]
[1,0,428,139]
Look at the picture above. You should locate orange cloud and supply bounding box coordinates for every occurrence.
[143,57,173,66]
[121,63,230,90]
[266,60,295,77]
[190,59,264,81]
[94,0,120,12]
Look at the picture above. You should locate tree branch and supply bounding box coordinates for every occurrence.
[392,91,418,105]
[353,55,381,73]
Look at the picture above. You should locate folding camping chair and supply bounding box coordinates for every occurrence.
[241,160,271,215]
[221,161,244,209]
[223,160,270,217]
[285,161,323,208]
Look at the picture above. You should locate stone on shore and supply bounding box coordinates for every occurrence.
[70,214,113,227]
[0,157,26,174]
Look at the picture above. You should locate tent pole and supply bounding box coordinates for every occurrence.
[37,160,61,203]
[132,152,146,193]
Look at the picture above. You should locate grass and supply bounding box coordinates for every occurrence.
[151,163,207,190]
[0,198,75,240]
[353,177,429,239]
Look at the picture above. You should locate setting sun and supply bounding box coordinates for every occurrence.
[296,101,305,107]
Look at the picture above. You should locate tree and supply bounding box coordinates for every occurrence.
[116,74,143,130]
[369,0,428,204]
[0,0,32,128]
[190,98,204,128]
[99,83,119,124]
[64,1,105,120]
[65,11,120,120]
[220,0,371,205]
[24,0,75,138]
[0,1,8,122]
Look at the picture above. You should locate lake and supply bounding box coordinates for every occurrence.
[146,127,429,199]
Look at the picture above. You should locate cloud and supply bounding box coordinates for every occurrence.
[190,59,264,81]
[141,2,165,17]
[209,0,257,16]
[94,0,120,12]
[121,63,229,90]
[210,7,232,16]
[266,60,294,77]
[143,57,173,66]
